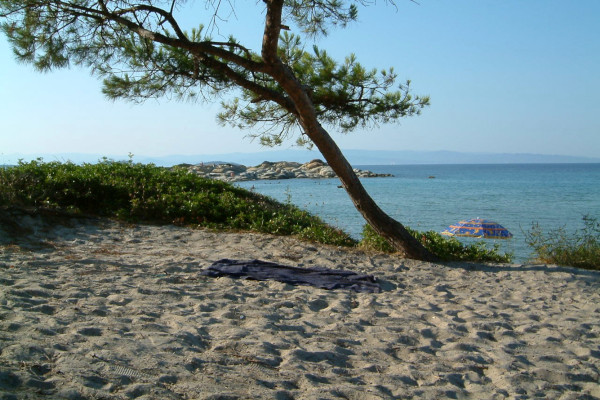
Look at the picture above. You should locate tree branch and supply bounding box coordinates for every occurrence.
[198,54,296,114]
[50,1,265,73]
[111,4,188,41]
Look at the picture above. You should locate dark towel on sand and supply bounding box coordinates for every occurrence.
[201,259,381,293]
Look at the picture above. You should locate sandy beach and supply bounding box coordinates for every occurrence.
[1,209,599,399]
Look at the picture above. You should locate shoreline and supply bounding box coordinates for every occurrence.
[1,211,599,399]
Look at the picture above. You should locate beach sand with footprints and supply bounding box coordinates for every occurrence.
[1,209,599,399]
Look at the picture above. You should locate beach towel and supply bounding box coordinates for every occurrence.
[201,259,381,293]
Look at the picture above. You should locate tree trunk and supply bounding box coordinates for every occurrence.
[309,124,438,262]
[284,78,438,261]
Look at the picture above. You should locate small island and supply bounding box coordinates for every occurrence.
[177,159,393,182]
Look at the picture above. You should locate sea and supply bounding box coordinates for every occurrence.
[236,163,600,263]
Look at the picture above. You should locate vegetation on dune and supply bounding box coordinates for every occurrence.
[524,216,600,270]
[0,159,355,247]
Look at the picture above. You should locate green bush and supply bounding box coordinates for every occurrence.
[524,215,600,270]
[359,224,396,253]
[0,159,355,247]
[359,224,513,263]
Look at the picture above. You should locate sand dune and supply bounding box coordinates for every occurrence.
[1,209,599,399]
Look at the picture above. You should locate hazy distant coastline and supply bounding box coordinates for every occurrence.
[2,149,599,167]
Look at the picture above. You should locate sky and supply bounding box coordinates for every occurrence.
[1,0,599,161]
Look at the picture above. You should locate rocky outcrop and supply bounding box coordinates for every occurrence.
[177,159,392,182]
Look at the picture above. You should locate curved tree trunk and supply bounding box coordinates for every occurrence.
[309,126,438,261]
[261,0,438,261]
[278,67,437,261]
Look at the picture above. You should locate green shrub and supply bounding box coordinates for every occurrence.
[359,224,396,253]
[359,224,513,263]
[0,159,355,247]
[524,215,600,270]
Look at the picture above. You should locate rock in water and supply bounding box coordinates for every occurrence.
[177,159,393,182]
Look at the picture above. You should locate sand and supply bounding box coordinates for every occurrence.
[1,208,599,399]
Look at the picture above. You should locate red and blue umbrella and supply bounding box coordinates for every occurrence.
[442,218,513,239]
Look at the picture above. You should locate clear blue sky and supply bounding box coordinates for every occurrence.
[1,0,599,160]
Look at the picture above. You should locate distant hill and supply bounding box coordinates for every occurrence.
[340,150,600,165]
[2,150,598,167]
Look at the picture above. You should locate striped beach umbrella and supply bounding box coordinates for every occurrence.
[441,218,513,239]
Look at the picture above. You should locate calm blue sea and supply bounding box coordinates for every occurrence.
[237,164,600,263]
